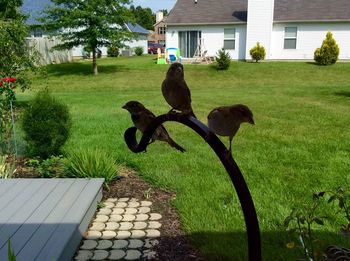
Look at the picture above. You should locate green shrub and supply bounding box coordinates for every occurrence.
[37,155,67,178]
[134,46,144,56]
[65,148,120,184]
[215,48,231,70]
[314,32,339,65]
[107,45,119,57]
[22,91,71,158]
[250,42,266,62]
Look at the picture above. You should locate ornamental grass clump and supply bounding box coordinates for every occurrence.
[22,90,71,158]
[250,42,266,62]
[134,46,144,56]
[314,31,339,65]
[65,148,120,184]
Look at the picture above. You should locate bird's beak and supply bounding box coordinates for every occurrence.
[122,104,127,109]
[249,117,255,125]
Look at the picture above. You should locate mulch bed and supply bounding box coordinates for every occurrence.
[13,157,201,260]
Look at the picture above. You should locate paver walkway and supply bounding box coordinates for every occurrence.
[75,197,162,260]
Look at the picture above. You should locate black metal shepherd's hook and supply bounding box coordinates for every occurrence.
[124,112,261,261]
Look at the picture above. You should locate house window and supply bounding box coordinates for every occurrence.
[32,28,43,37]
[158,40,165,46]
[284,27,297,49]
[158,27,166,35]
[224,28,235,50]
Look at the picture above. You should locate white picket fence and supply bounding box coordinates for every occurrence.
[26,37,72,65]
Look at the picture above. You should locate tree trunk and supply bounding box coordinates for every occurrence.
[92,48,98,75]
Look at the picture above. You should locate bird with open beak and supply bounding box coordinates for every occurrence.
[161,62,196,118]
[122,101,186,152]
[207,104,254,154]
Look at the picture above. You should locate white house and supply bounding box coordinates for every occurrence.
[165,0,350,60]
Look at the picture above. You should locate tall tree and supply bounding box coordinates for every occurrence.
[159,9,169,17]
[42,0,134,75]
[0,0,38,90]
[130,5,155,30]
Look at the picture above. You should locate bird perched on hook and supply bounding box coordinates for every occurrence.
[207,104,254,154]
[122,101,186,152]
[162,62,196,118]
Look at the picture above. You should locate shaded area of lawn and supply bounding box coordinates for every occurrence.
[19,56,350,260]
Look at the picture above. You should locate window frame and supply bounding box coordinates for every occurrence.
[158,27,166,35]
[284,27,297,49]
[223,28,236,50]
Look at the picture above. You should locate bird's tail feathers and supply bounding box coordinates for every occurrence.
[167,138,186,153]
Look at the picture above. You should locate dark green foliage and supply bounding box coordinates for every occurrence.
[130,5,155,30]
[134,46,143,56]
[215,49,231,70]
[41,0,135,75]
[328,187,350,234]
[250,42,266,62]
[65,148,119,184]
[314,32,339,65]
[0,0,24,20]
[22,91,71,158]
[38,155,67,178]
[107,45,119,57]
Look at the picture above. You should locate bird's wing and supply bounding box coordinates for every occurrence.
[183,81,192,103]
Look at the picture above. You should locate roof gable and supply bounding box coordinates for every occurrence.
[126,23,149,35]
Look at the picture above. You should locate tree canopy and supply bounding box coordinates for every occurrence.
[130,5,155,30]
[0,0,24,20]
[42,0,135,75]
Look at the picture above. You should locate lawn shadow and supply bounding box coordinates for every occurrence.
[157,230,350,260]
[45,61,130,76]
[334,91,350,97]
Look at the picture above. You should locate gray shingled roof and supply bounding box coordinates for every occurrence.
[275,0,350,22]
[166,0,247,25]
[166,0,350,25]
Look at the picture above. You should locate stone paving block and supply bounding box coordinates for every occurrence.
[109,250,126,260]
[80,240,98,250]
[149,213,162,220]
[101,231,117,239]
[90,222,105,231]
[124,250,142,260]
[105,222,120,231]
[143,249,157,259]
[85,231,102,240]
[103,202,115,208]
[96,240,113,249]
[144,239,159,248]
[146,229,160,238]
[133,221,147,230]
[128,201,140,208]
[116,231,131,239]
[91,250,109,260]
[112,208,125,215]
[138,207,151,214]
[128,239,144,249]
[140,201,152,207]
[106,198,118,203]
[115,202,128,208]
[94,215,109,222]
[75,250,93,259]
[98,208,112,215]
[112,240,129,249]
[123,214,136,222]
[119,222,133,230]
[109,214,123,222]
[118,197,129,202]
[125,207,138,214]
[148,221,162,229]
[135,214,149,221]
[130,230,146,239]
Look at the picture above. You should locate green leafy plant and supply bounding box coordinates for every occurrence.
[250,42,266,62]
[8,239,16,261]
[22,90,71,158]
[65,148,119,184]
[107,45,119,57]
[37,155,67,178]
[134,46,144,56]
[215,48,231,70]
[314,32,339,65]
[328,187,350,234]
[284,192,327,261]
[0,154,16,178]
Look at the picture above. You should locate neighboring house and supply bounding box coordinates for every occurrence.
[166,0,350,60]
[148,11,167,46]
[22,0,149,58]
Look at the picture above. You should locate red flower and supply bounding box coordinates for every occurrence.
[1,77,17,83]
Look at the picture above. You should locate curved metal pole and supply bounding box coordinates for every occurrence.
[124,112,261,261]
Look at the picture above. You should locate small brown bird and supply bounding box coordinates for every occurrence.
[207,104,254,153]
[122,101,186,152]
[161,62,196,117]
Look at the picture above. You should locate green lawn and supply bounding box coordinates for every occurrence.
[19,56,350,260]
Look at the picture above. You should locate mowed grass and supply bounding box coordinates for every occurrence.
[18,56,350,260]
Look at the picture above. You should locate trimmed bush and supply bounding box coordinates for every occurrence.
[250,42,266,62]
[65,148,120,184]
[314,32,339,65]
[107,45,119,57]
[22,91,71,158]
[215,49,231,70]
[134,46,144,56]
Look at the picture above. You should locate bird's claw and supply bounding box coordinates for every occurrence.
[168,109,177,114]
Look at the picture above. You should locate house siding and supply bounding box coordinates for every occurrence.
[271,22,350,60]
[245,0,275,59]
[166,25,247,60]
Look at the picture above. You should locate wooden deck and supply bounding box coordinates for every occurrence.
[0,178,104,261]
